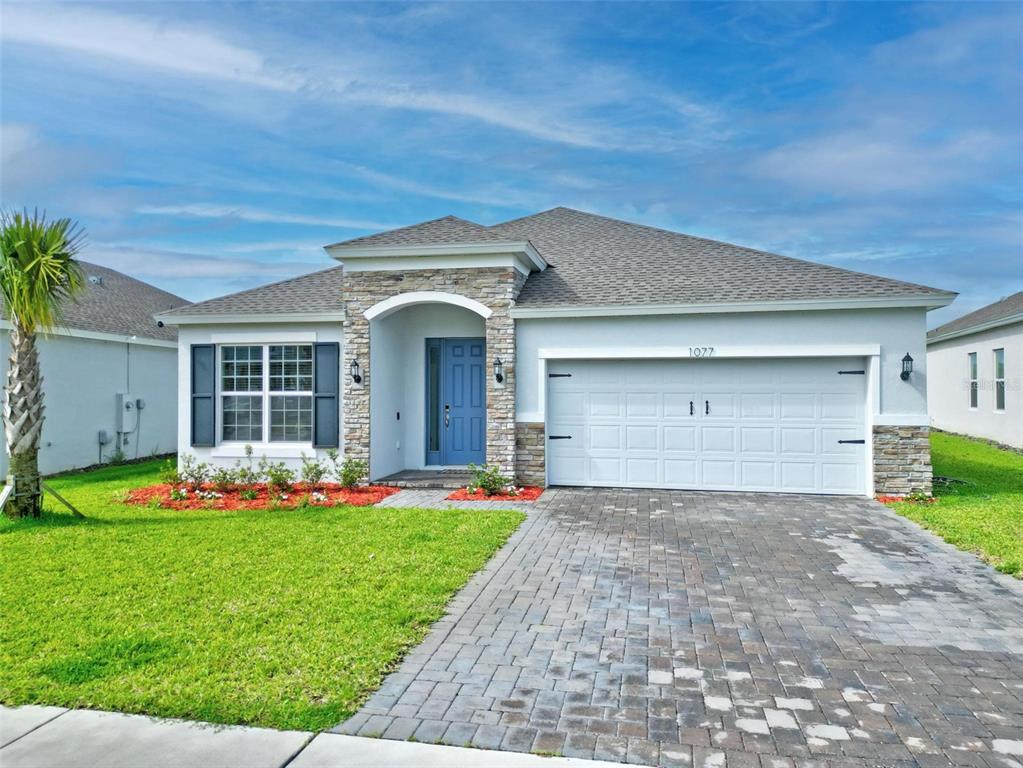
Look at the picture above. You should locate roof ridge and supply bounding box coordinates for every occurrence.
[325,213,488,249]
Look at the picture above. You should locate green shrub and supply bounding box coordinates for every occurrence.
[179,455,211,491]
[325,449,367,489]
[158,458,181,485]
[210,467,238,493]
[234,445,260,488]
[467,463,515,497]
[264,461,295,494]
[300,454,328,489]
[239,488,258,501]
[107,448,126,465]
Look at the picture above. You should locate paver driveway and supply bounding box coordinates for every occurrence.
[337,490,1023,768]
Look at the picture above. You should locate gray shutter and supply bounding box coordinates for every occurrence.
[313,342,340,448]
[191,344,216,447]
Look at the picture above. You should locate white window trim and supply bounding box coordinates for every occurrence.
[216,343,315,449]
[993,348,1006,413]
[968,352,979,410]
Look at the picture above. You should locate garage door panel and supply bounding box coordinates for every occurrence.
[589,424,621,450]
[781,427,817,454]
[663,426,697,452]
[701,426,736,452]
[547,358,866,494]
[741,461,777,489]
[626,425,658,450]
[780,393,816,419]
[626,392,658,417]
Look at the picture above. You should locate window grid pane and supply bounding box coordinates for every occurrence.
[223,395,263,441]
[222,346,263,392]
[996,382,1006,411]
[269,345,313,392]
[994,349,1005,379]
[270,395,312,442]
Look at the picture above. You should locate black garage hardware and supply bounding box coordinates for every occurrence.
[837,439,865,444]
[705,400,710,415]
[548,435,572,440]
[689,400,694,415]
[548,373,572,378]
[838,370,865,375]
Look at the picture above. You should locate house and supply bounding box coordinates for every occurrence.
[159,207,956,497]
[1,261,188,475]
[926,291,1022,449]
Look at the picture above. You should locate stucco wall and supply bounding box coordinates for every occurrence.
[514,307,931,423]
[176,322,343,470]
[927,321,1022,448]
[0,332,178,476]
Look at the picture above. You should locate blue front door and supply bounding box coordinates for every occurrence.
[426,338,486,465]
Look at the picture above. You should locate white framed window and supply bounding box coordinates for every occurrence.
[994,348,1005,412]
[219,344,313,443]
[968,352,978,409]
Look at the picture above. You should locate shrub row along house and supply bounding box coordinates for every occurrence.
[158,207,956,497]
[927,291,1022,449]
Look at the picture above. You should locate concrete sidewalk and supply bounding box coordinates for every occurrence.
[0,705,639,767]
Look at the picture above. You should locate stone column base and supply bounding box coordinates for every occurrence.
[873,425,932,496]
[515,422,545,486]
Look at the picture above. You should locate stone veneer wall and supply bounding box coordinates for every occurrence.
[341,267,526,477]
[515,422,545,486]
[872,425,932,496]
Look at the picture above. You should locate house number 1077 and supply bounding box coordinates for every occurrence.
[689,346,715,357]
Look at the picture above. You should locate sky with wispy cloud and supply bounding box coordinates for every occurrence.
[2,1,1020,325]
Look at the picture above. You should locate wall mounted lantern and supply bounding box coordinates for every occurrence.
[900,353,914,381]
[493,357,505,384]
[350,359,362,384]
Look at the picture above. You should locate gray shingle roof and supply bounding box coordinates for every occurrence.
[490,208,952,308]
[160,265,345,317]
[172,206,954,319]
[928,290,1023,340]
[3,261,188,342]
[327,215,513,248]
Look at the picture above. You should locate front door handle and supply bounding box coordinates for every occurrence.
[444,404,450,428]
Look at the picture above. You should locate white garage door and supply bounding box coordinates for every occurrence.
[546,357,867,495]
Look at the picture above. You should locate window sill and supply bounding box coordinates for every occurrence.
[211,443,314,459]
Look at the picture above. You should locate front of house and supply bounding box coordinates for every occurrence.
[160,208,955,497]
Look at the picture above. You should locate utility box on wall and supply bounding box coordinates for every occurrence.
[115,392,138,434]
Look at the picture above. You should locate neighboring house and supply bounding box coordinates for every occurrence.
[1,261,188,475]
[159,207,955,497]
[926,291,1022,449]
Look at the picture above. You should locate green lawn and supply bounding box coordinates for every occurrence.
[888,431,1023,577]
[0,460,524,731]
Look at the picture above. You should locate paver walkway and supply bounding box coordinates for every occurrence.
[341,489,1023,768]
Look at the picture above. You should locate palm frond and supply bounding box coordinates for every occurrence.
[0,209,86,333]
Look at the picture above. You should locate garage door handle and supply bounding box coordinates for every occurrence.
[689,400,694,416]
[705,400,710,415]
[548,435,572,440]
[838,439,865,444]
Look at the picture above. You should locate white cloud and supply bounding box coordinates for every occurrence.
[84,244,321,281]
[135,203,394,230]
[753,127,1005,195]
[1,4,300,91]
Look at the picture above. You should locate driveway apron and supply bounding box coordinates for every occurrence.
[338,489,1023,767]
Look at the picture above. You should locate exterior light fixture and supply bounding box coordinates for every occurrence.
[493,357,504,384]
[350,359,362,384]
[900,353,914,381]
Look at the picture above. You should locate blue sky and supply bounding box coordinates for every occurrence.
[1,1,1020,326]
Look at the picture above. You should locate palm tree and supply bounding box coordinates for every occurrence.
[0,211,85,518]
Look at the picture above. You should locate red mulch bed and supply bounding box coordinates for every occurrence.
[876,495,937,504]
[126,483,399,510]
[446,486,544,502]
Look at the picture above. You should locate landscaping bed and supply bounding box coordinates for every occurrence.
[127,483,399,510]
[447,486,544,502]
